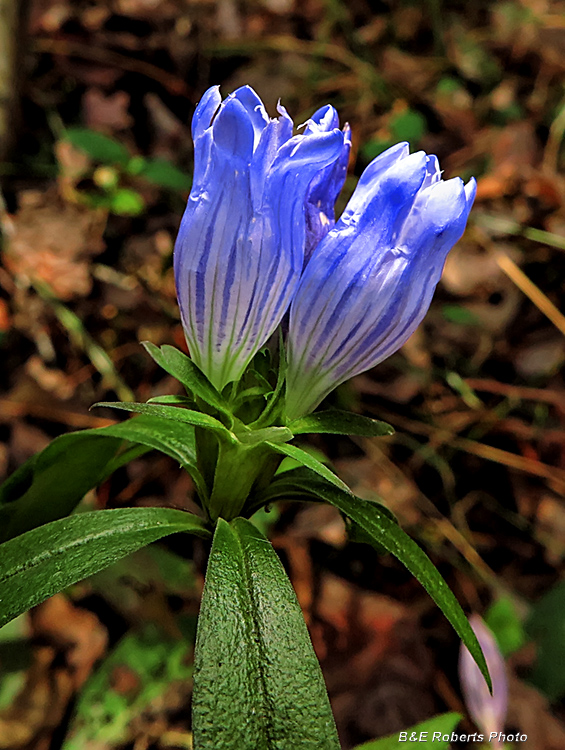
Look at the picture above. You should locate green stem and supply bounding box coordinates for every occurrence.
[208,442,280,522]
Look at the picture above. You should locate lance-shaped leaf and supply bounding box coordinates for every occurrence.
[251,466,396,527]
[142,342,233,422]
[352,713,462,750]
[306,477,491,689]
[264,441,351,494]
[250,332,287,428]
[64,127,131,165]
[237,425,293,446]
[0,415,203,543]
[0,507,209,629]
[94,402,237,444]
[192,517,340,750]
[288,409,394,437]
[146,394,195,406]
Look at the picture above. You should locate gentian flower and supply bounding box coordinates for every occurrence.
[302,106,351,262]
[459,615,508,748]
[174,85,350,391]
[285,143,476,419]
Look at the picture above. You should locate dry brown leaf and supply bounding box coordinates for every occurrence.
[514,335,565,379]
[0,442,8,482]
[380,47,441,92]
[335,453,423,526]
[491,121,539,173]
[315,573,406,662]
[29,0,72,34]
[25,354,76,400]
[9,421,51,466]
[314,574,432,744]
[534,494,565,564]
[2,188,107,300]
[82,87,133,132]
[507,673,565,750]
[30,595,108,688]
[115,0,178,19]
[0,647,74,750]
[286,503,347,547]
[0,298,11,333]
[54,139,91,191]
[442,243,525,335]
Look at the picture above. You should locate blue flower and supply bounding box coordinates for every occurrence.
[302,106,352,262]
[285,142,476,419]
[174,85,350,391]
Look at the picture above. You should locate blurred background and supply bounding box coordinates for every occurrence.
[1,0,565,748]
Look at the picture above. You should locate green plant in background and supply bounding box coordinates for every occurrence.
[63,127,192,216]
[361,104,427,162]
[0,85,488,749]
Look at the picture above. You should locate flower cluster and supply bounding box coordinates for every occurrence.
[174,86,476,418]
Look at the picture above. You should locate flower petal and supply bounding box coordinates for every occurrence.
[304,121,352,261]
[211,95,256,162]
[191,85,221,141]
[175,89,349,391]
[459,616,508,739]
[286,148,475,419]
[230,85,270,148]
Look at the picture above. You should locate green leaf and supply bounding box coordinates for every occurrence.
[0,508,209,630]
[137,158,192,191]
[192,518,340,750]
[441,304,481,327]
[89,545,197,611]
[0,415,203,543]
[484,595,527,658]
[146,394,195,406]
[390,108,427,143]
[109,189,145,216]
[64,128,131,165]
[94,401,237,443]
[254,467,396,524]
[289,410,394,437]
[142,343,232,422]
[0,614,32,710]
[293,474,491,690]
[63,623,194,750]
[265,442,351,494]
[124,155,146,175]
[250,332,287,428]
[526,579,565,701]
[353,712,462,749]
[0,434,124,544]
[230,385,271,412]
[90,414,199,471]
[237,426,294,446]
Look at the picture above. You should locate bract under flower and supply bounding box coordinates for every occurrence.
[174,85,350,391]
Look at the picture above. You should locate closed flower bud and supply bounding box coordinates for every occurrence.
[302,105,352,261]
[459,615,508,747]
[174,86,350,391]
[285,143,476,419]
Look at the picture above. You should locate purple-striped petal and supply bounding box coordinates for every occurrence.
[303,108,352,260]
[285,144,475,419]
[174,86,349,390]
